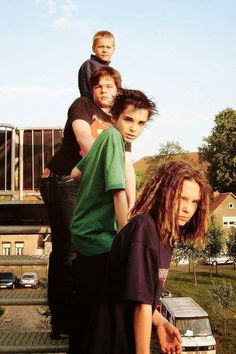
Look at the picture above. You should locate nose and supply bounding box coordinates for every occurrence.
[101,86,107,93]
[129,123,137,132]
[182,201,192,214]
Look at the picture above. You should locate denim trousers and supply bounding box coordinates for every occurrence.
[40,176,79,331]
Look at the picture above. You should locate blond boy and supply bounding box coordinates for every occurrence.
[78,30,115,98]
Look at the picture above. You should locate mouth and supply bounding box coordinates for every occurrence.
[179,216,189,222]
[125,134,136,140]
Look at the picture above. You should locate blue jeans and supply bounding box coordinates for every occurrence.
[40,176,79,331]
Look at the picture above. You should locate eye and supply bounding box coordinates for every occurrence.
[124,117,132,122]
[139,121,146,126]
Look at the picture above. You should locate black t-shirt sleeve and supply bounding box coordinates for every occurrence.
[111,215,159,306]
[66,97,93,128]
[123,241,158,305]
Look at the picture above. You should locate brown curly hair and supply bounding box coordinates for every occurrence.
[131,160,212,247]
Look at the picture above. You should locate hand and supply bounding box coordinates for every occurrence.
[156,321,182,354]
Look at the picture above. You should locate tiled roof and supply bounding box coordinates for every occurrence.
[210,192,235,213]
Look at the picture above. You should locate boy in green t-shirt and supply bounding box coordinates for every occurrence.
[69,89,156,353]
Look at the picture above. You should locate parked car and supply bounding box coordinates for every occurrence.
[19,272,38,288]
[0,271,17,289]
[160,297,216,353]
[161,290,172,298]
[204,254,234,265]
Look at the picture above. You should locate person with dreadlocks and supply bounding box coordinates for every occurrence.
[82,160,211,354]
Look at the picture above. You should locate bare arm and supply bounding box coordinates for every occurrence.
[72,120,95,155]
[113,190,128,230]
[152,309,182,354]
[134,304,152,354]
[71,166,82,181]
[125,152,136,213]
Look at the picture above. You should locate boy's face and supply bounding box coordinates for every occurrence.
[177,179,200,226]
[92,76,117,109]
[93,38,115,62]
[115,105,149,143]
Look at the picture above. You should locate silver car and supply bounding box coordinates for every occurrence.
[20,272,38,288]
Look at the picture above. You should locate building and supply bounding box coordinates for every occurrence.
[210,192,236,230]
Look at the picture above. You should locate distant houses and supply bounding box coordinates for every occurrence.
[210,192,236,230]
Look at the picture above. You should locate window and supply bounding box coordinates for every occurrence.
[229,203,234,209]
[15,242,24,255]
[2,242,11,255]
[223,217,236,228]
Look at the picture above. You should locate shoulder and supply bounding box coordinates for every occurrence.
[118,214,158,245]
[129,214,156,234]
[100,127,122,140]
[68,96,95,113]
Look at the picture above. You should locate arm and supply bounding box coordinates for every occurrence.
[113,190,128,230]
[72,120,95,155]
[134,303,152,354]
[71,166,82,181]
[152,309,182,354]
[125,152,136,213]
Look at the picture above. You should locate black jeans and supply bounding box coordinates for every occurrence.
[40,176,79,332]
[69,253,109,354]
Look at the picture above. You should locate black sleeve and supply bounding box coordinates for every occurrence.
[114,216,159,305]
[66,97,93,128]
[123,241,158,305]
[78,61,95,99]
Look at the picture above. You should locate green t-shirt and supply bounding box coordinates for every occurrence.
[71,127,126,256]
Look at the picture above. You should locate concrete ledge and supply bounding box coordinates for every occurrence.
[0,331,69,353]
[0,225,51,234]
[0,289,47,306]
[0,255,49,266]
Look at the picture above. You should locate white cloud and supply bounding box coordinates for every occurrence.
[53,16,69,28]
[47,0,57,14]
[61,0,78,16]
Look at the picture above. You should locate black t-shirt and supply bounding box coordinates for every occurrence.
[109,213,173,309]
[84,214,173,354]
[47,96,131,176]
[47,97,111,175]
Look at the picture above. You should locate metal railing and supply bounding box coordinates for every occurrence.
[0,124,63,200]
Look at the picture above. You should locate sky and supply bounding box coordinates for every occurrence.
[0,0,235,161]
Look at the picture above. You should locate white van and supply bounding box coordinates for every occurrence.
[160,297,216,354]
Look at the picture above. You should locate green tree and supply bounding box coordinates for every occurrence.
[210,280,234,335]
[227,227,236,270]
[145,140,187,178]
[204,215,224,275]
[135,170,146,193]
[174,241,203,285]
[199,108,236,193]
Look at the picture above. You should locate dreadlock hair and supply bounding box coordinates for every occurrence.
[110,89,157,121]
[131,160,212,247]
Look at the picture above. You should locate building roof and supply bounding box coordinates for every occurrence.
[210,192,236,213]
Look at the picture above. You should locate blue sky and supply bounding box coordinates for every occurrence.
[0,0,235,161]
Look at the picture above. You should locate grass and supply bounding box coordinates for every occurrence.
[165,264,236,354]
